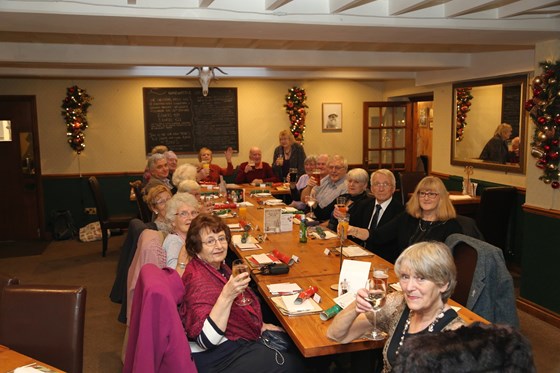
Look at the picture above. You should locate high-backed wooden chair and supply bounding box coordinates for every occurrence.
[88,176,136,256]
[0,284,87,373]
[451,241,478,307]
[398,171,426,205]
[476,186,517,255]
[130,180,152,223]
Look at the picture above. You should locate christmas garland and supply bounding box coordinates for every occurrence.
[61,85,92,154]
[526,60,560,189]
[284,86,308,142]
[455,87,473,141]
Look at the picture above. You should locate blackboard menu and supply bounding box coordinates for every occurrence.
[143,87,238,154]
[501,84,522,137]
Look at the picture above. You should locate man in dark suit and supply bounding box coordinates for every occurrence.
[348,169,404,262]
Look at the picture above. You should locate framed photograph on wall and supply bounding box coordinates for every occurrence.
[322,103,342,131]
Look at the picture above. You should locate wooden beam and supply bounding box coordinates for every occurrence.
[199,0,214,8]
[265,0,293,11]
[499,0,560,18]
[388,0,438,16]
[330,0,376,14]
[444,0,497,18]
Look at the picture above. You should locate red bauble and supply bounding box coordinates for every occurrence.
[555,116,560,125]
[533,87,543,96]
[552,181,560,189]
[524,100,535,111]
[553,140,560,146]
[538,116,547,125]
[536,160,547,169]
[549,152,559,160]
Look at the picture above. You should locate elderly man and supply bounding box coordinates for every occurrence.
[143,153,173,194]
[302,154,348,221]
[235,147,278,184]
[348,169,404,261]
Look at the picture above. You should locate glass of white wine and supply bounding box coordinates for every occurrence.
[365,267,388,340]
[304,195,317,218]
[232,259,252,306]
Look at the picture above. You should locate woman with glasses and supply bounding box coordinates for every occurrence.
[143,184,172,230]
[180,214,304,372]
[349,176,461,263]
[162,193,200,270]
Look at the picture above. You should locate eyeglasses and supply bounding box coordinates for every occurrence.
[372,182,391,188]
[328,165,344,171]
[175,210,199,219]
[417,191,439,199]
[203,236,228,247]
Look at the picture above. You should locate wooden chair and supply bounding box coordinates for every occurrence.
[398,171,426,205]
[451,241,478,307]
[476,186,516,256]
[0,284,87,373]
[88,176,136,257]
[130,180,152,223]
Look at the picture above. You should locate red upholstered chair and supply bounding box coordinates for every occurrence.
[0,284,87,373]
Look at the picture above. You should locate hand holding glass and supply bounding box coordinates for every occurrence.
[304,195,316,218]
[232,259,252,306]
[365,267,388,340]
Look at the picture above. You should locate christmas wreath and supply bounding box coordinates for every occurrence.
[61,86,92,154]
[284,86,308,142]
[526,60,560,189]
[455,87,473,141]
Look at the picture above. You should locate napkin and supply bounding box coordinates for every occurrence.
[15,367,44,373]
[264,199,284,206]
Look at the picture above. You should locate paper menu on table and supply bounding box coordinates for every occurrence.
[227,223,244,232]
[232,234,261,250]
[270,293,322,315]
[310,230,337,239]
[266,283,302,295]
[338,259,371,297]
[339,245,374,257]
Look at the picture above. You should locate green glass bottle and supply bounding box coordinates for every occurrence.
[299,217,307,243]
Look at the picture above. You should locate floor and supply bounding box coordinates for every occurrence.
[1,236,559,372]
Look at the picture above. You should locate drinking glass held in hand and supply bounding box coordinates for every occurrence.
[232,259,252,306]
[304,195,317,218]
[365,267,388,340]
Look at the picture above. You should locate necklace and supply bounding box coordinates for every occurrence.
[418,219,433,232]
[395,306,445,355]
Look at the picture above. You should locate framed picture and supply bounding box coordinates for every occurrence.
[419,107,429,127]
[428,108,434,129]
[322,103,342,131]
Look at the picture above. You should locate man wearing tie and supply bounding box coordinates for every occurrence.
[348,169,403,262]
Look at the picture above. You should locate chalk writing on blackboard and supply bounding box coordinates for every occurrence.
[143,87,238,154]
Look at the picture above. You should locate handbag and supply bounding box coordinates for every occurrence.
[258,330,293,366]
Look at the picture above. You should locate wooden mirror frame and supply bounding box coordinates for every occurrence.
[450,74,528,174]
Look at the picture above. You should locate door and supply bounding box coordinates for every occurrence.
[362,102,413,173]
[0,96,43,240]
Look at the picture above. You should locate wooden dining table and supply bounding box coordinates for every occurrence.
[0,345,64,372]
[221,191,488,358]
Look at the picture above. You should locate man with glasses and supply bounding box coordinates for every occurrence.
[301,154,348,221]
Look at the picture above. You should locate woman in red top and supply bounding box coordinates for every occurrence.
[198,146,235,183]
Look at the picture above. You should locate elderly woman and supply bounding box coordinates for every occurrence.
[162,192,200,269]
[349,176,462,263]
[143,184,172,230]
[327,241,464,373]
[198,146,235,183]
[272,130,306,182]
[479,123,512,163]
[180,214,304,372]
[327,168,373,236]
[295,154,317,192]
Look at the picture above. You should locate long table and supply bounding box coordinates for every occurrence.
[0,344,64,372]
[223,192,488,357]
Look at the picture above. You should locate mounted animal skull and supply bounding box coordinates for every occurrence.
[186,66,228,97]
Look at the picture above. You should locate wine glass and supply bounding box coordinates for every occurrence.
[304,195,316,218]
[365,267,388,340]
[232,259,252,306]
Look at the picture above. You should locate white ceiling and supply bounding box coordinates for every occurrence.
[0,0,559,82]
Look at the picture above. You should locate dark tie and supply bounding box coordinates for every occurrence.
[371,204,382,229]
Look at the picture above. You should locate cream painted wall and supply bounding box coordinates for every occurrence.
[384,81,527,188]
[526,39,560,210]
[0,78,383,175]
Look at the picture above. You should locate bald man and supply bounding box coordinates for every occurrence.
[235,147,278,184]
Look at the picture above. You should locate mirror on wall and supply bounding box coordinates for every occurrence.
[450,74,528,174]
